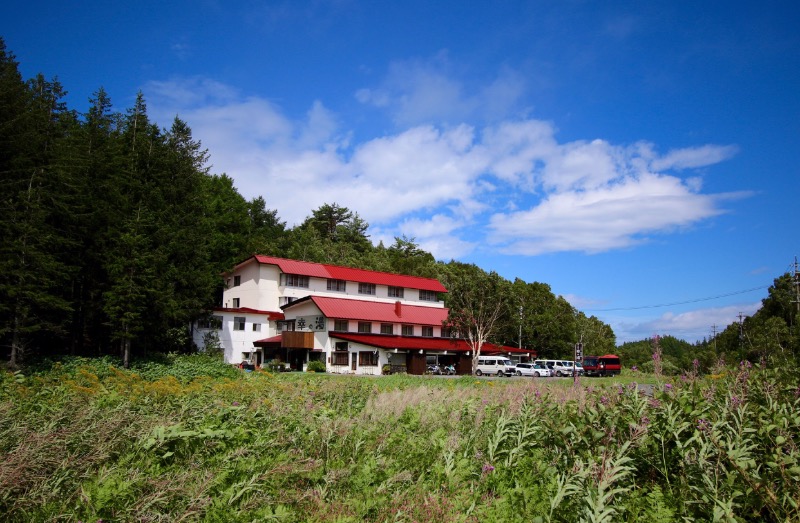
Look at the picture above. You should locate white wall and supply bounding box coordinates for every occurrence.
[193,311,274,364]
[326,339,387,376]
[223,259,260,309]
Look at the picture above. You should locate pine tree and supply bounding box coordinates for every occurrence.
[0,42,75,367]
[66,87,126,355]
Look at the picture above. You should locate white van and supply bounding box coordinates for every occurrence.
[475,355,516,377]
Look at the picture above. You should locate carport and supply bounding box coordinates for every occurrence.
[329,332,535,375]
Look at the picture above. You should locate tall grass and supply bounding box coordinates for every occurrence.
[0,357,798,521]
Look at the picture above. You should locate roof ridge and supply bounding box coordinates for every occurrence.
[254,254,442,283]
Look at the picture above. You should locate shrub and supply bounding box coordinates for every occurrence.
[265,359,286,372]
[307,360,326,373]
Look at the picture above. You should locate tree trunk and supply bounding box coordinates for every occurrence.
[471,341,483,376]
[9,312,22,370]
[122,323,131,369]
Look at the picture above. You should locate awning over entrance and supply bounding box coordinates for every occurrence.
[253,332,320,350]
[329,332,535,357]
[252,334,282,349]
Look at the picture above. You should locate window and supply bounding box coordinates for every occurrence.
[232,298,240,308]
[419,290,437,301]
[332,351,349,365]
[358,283,376,295]
[422,326,434,337]
[358,322,372,333]
[279,296,297,306]
[441,327,453,338]
[333,319,349,331]
[359,351,379,366]
[327,279,346,292]
[380,323,394,335]
[233,275,241,287]
[332,342,349,365]
[388,286,404,298]
[252,323,261,332]
[233,317,245,331]
[281,273,309,288]
[197,315,222,330]
[401,324,414,336]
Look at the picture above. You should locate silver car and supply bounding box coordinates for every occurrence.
[514,362,551,377]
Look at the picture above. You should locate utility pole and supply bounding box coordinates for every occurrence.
[793,256,799,314]
[711,324,717,355]
[738,312,745,363]
[518,305,523,349]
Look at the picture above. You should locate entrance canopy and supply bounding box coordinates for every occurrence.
[329,332,535,357]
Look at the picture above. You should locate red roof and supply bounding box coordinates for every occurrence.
[330,332,534,355]
[212,307,285,320]
[241,255,447,293]
[286,295,449,325]
[253,334,282,346]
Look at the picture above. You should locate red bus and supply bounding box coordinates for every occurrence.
[582,355,621,377]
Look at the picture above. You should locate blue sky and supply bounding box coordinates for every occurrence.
[4,1,798,344]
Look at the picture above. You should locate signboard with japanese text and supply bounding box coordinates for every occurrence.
[295,315,326,331]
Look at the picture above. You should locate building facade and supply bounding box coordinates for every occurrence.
[192,255,532,374]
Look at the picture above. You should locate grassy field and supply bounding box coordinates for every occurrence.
[1,355,798,522]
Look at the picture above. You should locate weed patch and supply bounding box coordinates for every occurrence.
[1,358,798,521]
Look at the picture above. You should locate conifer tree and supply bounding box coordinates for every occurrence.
[0,42,75,367]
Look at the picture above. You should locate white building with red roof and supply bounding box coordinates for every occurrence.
[192,255,531,374]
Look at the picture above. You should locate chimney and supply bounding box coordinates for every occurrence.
[395,301,402,317]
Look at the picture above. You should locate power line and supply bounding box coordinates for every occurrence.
[585,285,768,312]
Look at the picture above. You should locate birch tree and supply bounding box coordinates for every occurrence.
[441,263,507,375]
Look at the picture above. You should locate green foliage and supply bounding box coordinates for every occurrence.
[0,43,77,368]
[130,352,239,381]
[440,263,509,372]
[706,272,800,364]
[620,335,716,375]
[307,360,327,373]
[2,355,799,521]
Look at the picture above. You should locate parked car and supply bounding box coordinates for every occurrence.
[557,360,584,377]
[515,362,551,377]
[475,355,516,376]
[534,359,580,377]
[582,355,622,377]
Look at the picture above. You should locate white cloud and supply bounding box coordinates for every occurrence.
[612,301,762,343]
[356,53,528,126]
[145,73,742,260]
[651,144,739,171]
[417,235,476,261]
[479,119,557,183]
[541,138,625,191]
[488,172,728,255]
[297,100,342,148]
[563,293,607,309]
[398,214,463,238]
[146,77,239,107]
